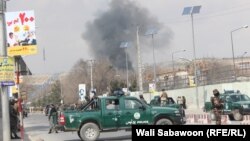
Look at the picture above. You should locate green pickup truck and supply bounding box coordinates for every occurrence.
[59,92,185,141]
[203,90,250,121]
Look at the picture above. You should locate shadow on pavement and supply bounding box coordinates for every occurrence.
[24,125,49,132]
[97,135,131,141]
[64,135,131,141]
[10,133,31,141]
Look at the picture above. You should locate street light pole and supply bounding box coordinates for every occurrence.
[60,74,64,104]
[152,34,156,90]
[88,60,95,92]
[125,48,129,91]
[120,41,130,92]
[230,25,248,81]
[172,50,186,88]
[241,51,247,75]
[145,28,157,95]
[136,26,143,93]
[0,0,11,140]
[182,5,201,109]
[91,63,93,91]
[191,13,199,109]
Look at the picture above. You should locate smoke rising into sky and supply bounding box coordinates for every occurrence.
[83,0,173,70]
[7,0,250,74]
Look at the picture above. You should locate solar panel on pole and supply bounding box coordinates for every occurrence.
[120,41,130,92]
[192,6,202,14]
[182,5,202,109]
[182,6,192,15]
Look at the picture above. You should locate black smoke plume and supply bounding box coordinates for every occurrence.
[83,0,172,70]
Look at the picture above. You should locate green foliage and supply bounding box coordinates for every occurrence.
[32,80,62,107]
[48,80,61,105]
[109,77,137,93]
[31,101,37,107]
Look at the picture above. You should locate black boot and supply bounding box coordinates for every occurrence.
[14,133,21,139]
[48,129,52,134]
[11,131,15,139]
[15,136,21,139]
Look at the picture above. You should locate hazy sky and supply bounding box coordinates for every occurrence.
[6,0,250,74]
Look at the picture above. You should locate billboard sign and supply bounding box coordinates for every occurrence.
[79,84,86,101]
[0,57,15,86]
[149,83,156,93]
[5,10,38,56]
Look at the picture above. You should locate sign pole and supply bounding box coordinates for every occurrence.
[0,0,11,141]
[15,56,24,140]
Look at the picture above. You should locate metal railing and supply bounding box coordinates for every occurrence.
[145,64,250,91]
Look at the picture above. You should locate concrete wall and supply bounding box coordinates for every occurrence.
[131,81,250,110]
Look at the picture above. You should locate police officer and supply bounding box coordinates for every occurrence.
[160,89,168,106]
[48,104,58,133]
[150,96,161,106]
[211,89,224,125]
[139,95,147,104]
[9,99,21,139]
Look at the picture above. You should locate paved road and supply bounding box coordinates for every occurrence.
[24,113,131,141]
[1,111,244,141]
[0,117,31,141]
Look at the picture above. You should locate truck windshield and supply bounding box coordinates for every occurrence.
[230,95,250,102]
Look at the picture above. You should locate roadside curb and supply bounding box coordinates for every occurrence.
[240,115,250,125]
[186,114,250,125]
[28,135,45,141]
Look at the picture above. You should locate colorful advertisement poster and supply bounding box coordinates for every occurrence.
[5,10,38,56]
[0,57,15,86]
[149,83,156,93]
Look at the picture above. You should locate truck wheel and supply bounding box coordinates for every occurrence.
[79,123,100,141]
[77,131,83,140]
[233,110,243,121]
[228,114,234,121]
[156,118,173,125]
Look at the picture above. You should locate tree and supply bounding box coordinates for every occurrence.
[48,80,61,105]
[63,59,90,104]
[129,79,137,91]
[19,75,37,101]
[62,58,118,104]
[93,58,116,94]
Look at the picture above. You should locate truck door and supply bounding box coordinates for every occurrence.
[120,98,151,127]
[102,98,120,129]
[224,96,233,113]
